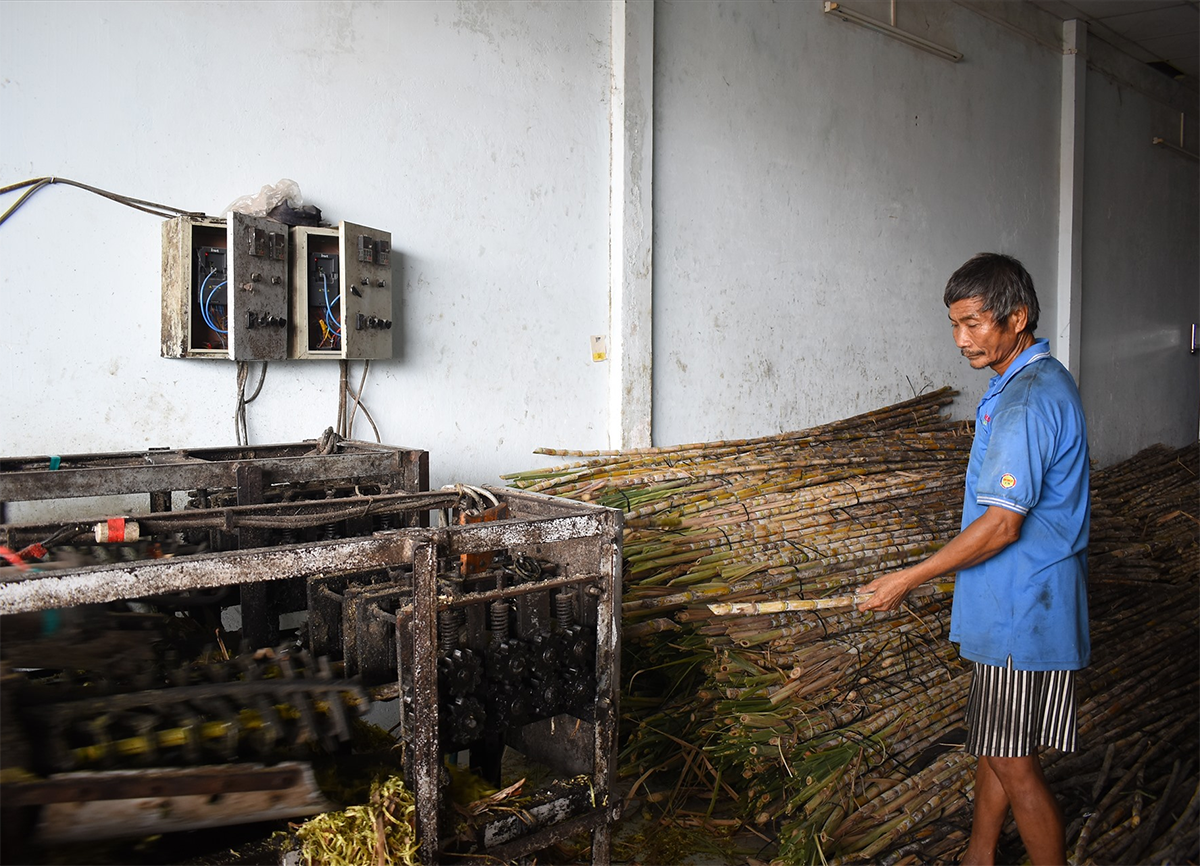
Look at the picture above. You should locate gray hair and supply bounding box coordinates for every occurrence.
[943,253,1039,333]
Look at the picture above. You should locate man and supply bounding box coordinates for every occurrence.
[858,253,1089,866]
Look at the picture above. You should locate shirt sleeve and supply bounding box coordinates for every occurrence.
[975,394,1051,516]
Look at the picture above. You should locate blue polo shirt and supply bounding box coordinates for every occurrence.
[949,339,1090,671]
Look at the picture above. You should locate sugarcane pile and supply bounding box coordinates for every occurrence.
[905,441,1200,866]
[1027,442,1199,866]
[507,389,979,862]
[505,393,1199,865]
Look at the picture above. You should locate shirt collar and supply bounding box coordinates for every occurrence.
[987,338,1051,395]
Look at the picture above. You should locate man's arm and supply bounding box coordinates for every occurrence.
[856,505,1024,612]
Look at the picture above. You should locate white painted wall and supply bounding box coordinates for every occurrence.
[1079,68,1200,466]
[1,0,612,491]
[1,0,1195,501]
[652,0,1062,443]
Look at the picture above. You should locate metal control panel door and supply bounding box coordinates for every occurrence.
[339,221,393,360]
[227,213,290,360]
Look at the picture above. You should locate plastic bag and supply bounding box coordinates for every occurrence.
[222,179,303,218]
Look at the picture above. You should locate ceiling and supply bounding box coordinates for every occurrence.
[1028,0,1199,91]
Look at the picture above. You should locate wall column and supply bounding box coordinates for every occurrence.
[1056,19,1086,380]
[609,0,654,449]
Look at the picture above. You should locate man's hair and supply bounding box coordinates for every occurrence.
[943,252,1039,333]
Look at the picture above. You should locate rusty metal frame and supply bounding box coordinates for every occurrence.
[0,439,428,507]
[0,457,621,863]
[401,487,623,864]
[0,439,429,649]
[1,763,311,806]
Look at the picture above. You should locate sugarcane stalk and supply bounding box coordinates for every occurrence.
[1143,780,1200,865]
[509,394,1195,866]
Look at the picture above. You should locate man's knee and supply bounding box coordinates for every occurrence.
[981,754,1045,790]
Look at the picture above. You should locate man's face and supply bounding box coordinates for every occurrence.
[948,297,1029,374]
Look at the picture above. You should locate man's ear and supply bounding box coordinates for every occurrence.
[1009,304,1029,334]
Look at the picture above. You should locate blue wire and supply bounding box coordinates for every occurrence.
[322,270,341,338]
[199,269,228,335]
[206,281,228,334]
[198,270,217,331]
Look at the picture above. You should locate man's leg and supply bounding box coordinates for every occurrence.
[961,755,1011,865]
[981,749,1066,866]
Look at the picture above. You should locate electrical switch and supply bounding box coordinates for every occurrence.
[249,228,268,257]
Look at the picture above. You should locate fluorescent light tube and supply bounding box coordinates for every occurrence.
[1152,137,1199,162]
[824,2,963,63]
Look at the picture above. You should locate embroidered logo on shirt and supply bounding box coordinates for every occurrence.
[983,413,991,424]
[1000,473,1017,489]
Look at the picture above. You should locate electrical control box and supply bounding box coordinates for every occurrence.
[162,214,291,360]
[290,222,394,360]
[161,215,230,358]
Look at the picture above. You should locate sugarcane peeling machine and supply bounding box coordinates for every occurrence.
[0,438,623,863]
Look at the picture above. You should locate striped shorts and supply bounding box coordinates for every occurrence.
[964,659,1077,757]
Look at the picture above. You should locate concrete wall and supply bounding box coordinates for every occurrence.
[1079,65,1200,466]
[0,0,612,492]
[1,0,1195,502]
[652,0,1063,443]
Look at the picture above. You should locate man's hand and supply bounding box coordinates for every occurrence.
[855,506,1025,614]
[857,569,921,612]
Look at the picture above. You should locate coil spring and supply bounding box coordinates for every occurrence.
[438,609,460,654]
[555,591,574,628]
[490,600,510,642]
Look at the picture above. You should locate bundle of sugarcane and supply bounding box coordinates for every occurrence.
[1087,442,1198,586]
[509,395,1196,865]
[507,390,976,859]
[509,388,968,635]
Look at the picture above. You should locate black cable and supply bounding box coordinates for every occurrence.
[0,179,51,225]
[234,361,268,447]
[0,176,205,227]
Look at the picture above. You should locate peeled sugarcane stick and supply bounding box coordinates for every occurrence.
[724,602,924,647]
[706,580,956,616]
